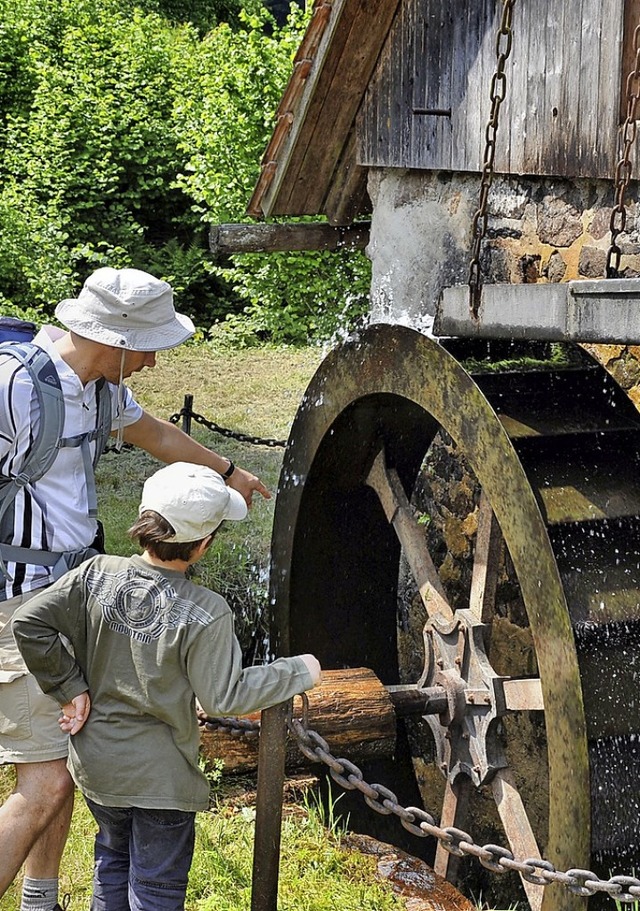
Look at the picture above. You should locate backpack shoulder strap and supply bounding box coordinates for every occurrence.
[0,344,114,583]
[0,342,65,580]
[0,341,64,487]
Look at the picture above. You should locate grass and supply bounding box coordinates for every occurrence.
[0,770,403,911]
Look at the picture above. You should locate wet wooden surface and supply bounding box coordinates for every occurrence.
[343,832,476,911]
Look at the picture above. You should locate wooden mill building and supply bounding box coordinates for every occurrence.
[246,0,640,391]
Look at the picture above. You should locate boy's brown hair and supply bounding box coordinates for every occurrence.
[128,510,212,562]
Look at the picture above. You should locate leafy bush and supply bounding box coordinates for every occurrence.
[0,0,371,344]
[173,6,371,344]
[212,248,370,346]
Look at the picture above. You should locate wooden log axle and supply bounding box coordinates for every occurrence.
[209,221,370,258]
[200,667,395,774]
[199,668,450,775]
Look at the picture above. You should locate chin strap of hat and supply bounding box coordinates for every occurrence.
[114,348,126,452]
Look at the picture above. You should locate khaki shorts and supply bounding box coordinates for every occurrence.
[0,591,68,764]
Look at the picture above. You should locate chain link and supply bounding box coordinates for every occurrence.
[102,406,285,454]
[198,714,261,739]
[606,23,640,278]
[468,0,516,317]
[197,707,640,904]
[169,407,286,449]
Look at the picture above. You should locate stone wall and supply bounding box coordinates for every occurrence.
[366,167,640,405]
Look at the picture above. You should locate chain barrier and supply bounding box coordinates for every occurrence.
[606,23,640,278]
[102,400,286,453]
[468,0,516,318]
[168,405,286,449]
[199,706,640,904]
[200,713,261,739]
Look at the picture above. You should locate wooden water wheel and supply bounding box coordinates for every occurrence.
[269,322,640,910]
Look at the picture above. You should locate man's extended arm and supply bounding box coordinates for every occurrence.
[121,411,270,507]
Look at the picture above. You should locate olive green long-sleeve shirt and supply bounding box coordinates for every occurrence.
[12,553,314,811]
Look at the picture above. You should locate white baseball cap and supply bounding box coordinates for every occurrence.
[55,267,195,351]
[139,462,248,542]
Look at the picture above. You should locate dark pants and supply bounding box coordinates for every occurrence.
[85,798,196,911]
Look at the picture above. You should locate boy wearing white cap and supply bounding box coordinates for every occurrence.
[12,462,321,911]
[0,268,270,908]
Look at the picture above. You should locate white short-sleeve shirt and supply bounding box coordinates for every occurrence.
[0,326,143,601]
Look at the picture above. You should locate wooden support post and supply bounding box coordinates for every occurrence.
[251,700,291,911]
[209,221,370,258]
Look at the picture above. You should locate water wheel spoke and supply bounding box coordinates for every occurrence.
[366,448,454,622]
[434,776,474,881]
[491,767,544,911]
[469,490,501,624]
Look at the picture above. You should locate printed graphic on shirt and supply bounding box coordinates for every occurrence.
[85,567,213,643]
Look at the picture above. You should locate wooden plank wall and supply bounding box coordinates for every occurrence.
[357,0,628,179]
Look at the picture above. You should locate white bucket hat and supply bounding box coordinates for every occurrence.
[139,462,248,542]
[55,267,195,351]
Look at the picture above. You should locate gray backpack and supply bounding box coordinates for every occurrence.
[0,334,112,582]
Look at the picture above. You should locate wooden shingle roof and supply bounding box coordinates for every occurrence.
[247,0,400,226]
[248,0,635,226]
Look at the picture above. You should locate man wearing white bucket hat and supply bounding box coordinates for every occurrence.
[12,462,320,911]
[0,268,270,909]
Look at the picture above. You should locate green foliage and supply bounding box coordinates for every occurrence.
[211,246,371,346]
[0,0,369,345]
[173,5,371,344]
[199,755,225,789]
[133,0,264,33]
[0,0,205,306]
[173,5,304,224]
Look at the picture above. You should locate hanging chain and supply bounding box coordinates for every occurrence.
[468,0,516,318]
[606,24,640,278]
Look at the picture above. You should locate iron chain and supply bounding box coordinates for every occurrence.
[606,23,640,278]
[169,407,286,449]
[468,0,516,317]
[102,406,285,454]
[198,707,640,903]
[284,713,640,902]
[199,714,261,739]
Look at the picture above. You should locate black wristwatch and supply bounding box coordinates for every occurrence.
[222,459,236,479]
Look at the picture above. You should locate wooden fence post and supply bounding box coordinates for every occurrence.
[250,699,291,911]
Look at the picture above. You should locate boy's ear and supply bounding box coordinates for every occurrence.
[200,533,216,555]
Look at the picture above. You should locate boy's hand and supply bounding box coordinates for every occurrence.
[59,692,91,735]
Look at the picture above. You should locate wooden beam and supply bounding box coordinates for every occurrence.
[435,278,640,344]
[324,129,370,226]
[199,667,395,774]
[209,221,370,258]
